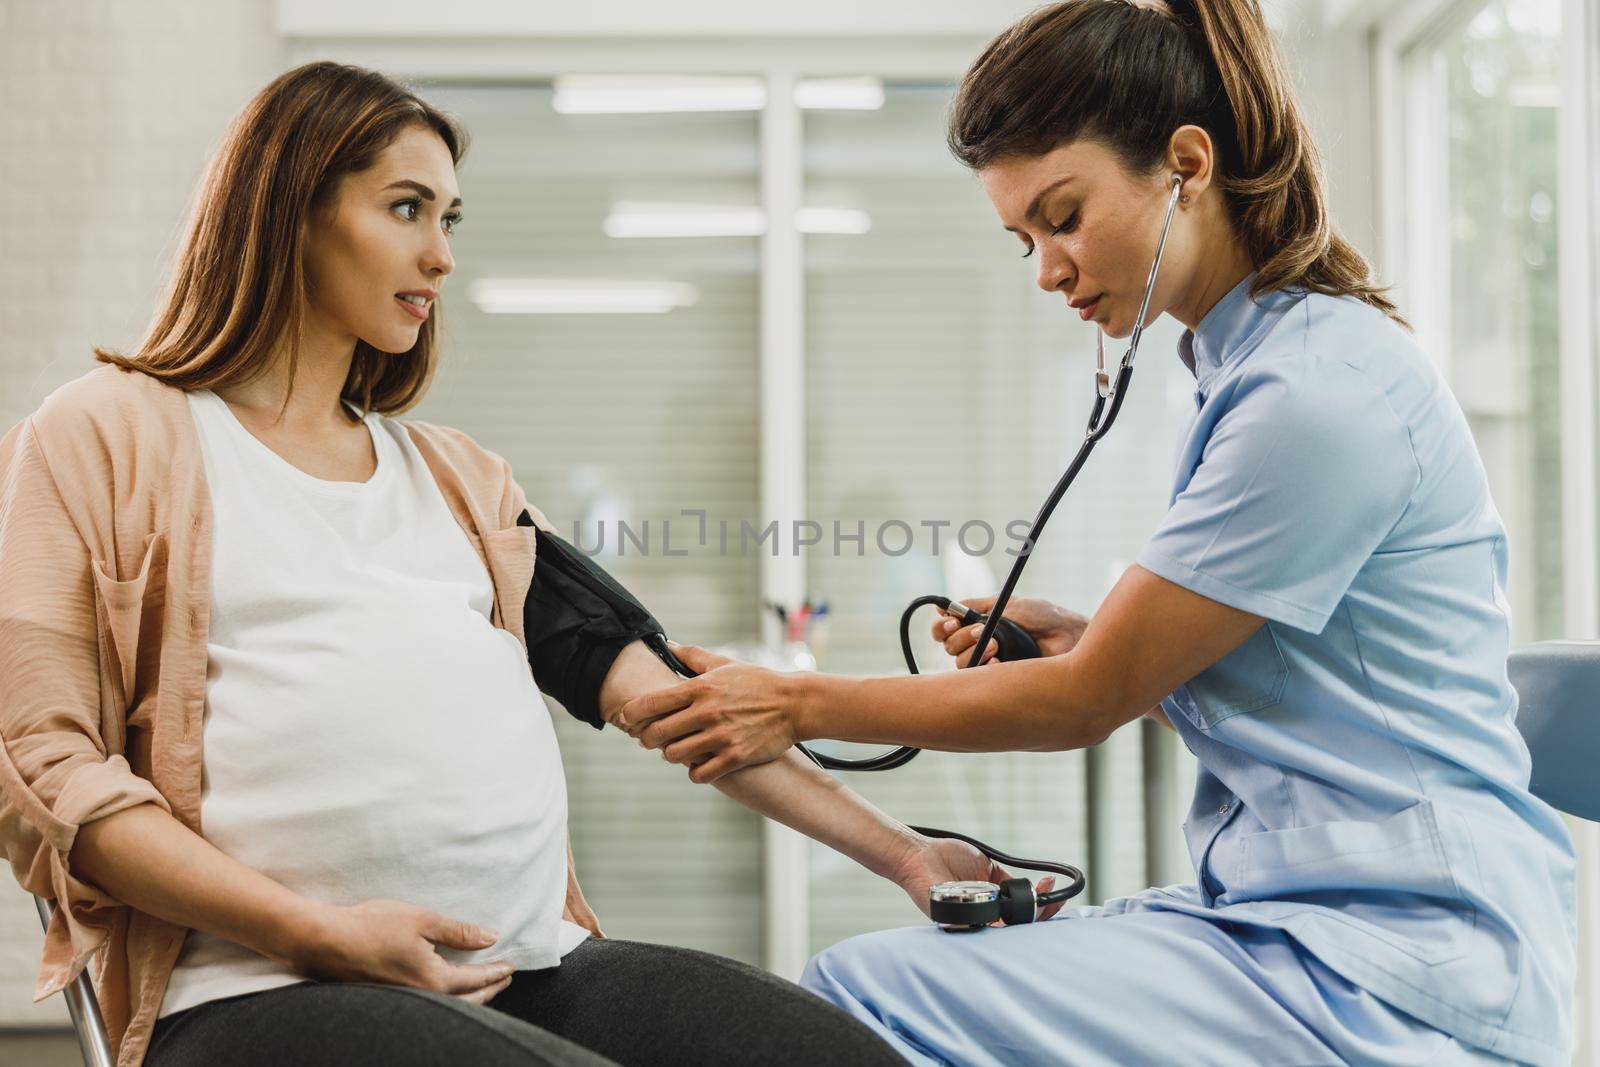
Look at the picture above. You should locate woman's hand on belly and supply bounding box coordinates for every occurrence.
[562,835,605,938]
[288,898,519,1004]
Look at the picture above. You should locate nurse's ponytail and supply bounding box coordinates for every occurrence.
[949,0,1405,325]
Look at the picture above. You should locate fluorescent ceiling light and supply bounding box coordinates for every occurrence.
[794,77,885,111]
[467,278,699,315]
[551,75,885,114]
[604,202,872,238]
[552,75,766,114]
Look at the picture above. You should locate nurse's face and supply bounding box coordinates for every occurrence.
[302,124,462,356]
[979,137,1198,340]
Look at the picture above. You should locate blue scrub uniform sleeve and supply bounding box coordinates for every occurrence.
[1136,359,1420,634]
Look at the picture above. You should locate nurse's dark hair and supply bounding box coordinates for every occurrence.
[948,0,1406,326]
[93,61,469,421]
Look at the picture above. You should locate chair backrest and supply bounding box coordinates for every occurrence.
[1508,639,1600,822]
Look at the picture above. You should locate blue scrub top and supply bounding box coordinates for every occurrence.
[1132,274,1577,1064]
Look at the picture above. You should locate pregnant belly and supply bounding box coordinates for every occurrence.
[196,621,569,921]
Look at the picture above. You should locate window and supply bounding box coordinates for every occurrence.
[1393,3,1600,1052]
[1403,0,1565,642]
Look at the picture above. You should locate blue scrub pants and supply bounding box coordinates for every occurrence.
[801,908,1517,1067]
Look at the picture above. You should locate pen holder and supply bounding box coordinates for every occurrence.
[807,617,830,671]
[712,639,816,673]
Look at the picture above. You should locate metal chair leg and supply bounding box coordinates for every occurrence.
[34,895,118,1067]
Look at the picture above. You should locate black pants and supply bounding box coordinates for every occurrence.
[146,937,907,1066]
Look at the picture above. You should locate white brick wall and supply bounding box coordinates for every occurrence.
[0,0,281,1026]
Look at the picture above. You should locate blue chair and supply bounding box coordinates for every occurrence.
[23,640,1598,1066]
[1507,640,1600,821]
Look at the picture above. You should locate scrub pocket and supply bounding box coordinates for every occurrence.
[1175,623,1289,730]
[1235,799,1473,965]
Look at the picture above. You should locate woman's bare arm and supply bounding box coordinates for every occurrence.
[623,566,1259,782]
[68,802,316,968]
[68,803,517,999]
[597,642,925,882]
[790,566,1260,752]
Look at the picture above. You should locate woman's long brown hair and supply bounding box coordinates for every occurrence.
[948,0,1405,325]
[94,61,469,421]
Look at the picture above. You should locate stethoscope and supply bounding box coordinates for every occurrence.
[657,174,1185,930]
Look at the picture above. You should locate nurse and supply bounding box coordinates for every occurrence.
[621,0,1579,1064]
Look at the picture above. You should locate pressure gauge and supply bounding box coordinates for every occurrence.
[929,881,1001,931]
[929,878,1038,931]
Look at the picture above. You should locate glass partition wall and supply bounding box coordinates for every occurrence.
[801,84,1195,948]
[410,75,1203,969]
[415,84,765,963]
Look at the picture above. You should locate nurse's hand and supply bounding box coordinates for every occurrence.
[934,595,1088,666]
[622,643,798,783]
[892,835,1067,923]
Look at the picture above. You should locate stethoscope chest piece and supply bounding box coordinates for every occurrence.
[929,877,1038,931]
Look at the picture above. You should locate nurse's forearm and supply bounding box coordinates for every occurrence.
[597,643,925,880]
[792,653,1127,753]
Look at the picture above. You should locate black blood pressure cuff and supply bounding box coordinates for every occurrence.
[517,509,685,730]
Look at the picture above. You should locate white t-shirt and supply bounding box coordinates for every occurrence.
[160,388,587,1019]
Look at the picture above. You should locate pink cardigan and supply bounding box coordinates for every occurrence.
[0,364,548,1066]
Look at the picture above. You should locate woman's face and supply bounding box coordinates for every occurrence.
[302,124,461,355]
[979,138,1192,340]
